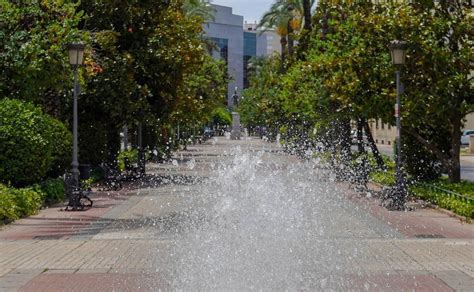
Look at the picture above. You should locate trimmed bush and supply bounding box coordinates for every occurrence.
[409,184,474,219]
[0,184,19,223]
[39,178,66,205]
[10,187,43,217]
[0,98,71,186]
[0,179,66,224]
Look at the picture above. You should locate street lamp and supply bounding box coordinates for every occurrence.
[67,42,85,188]
[389,40,407,210]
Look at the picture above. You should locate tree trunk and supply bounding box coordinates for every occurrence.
[357,118,365,154]
[280,35,287,72]
[287,21,294,57]
[340,117,352,164]
[364,120,385,170]
[448,112,462,183]
[303,0,312,30]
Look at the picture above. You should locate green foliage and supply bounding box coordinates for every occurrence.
[370,170,396,187]
[117,149,139,171]
[211,107,232,126]
[38,178,66,205]
[402,134,442,182]
[47,118,72,177]
[409,184,474,219]
[0,0,85,113]
[245,0,472,183]
[75,0,227,164]
[0,99,70,186]
[431,179,474,199]
[90,167,105,182]
[10,187,43,217]
[0,184,19,223]
[368,154,396,186]
[0,179,66,224]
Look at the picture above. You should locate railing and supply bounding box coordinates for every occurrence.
[418,183,474,205]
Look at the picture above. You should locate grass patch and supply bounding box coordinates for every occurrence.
[409,184,474,219]
[368,154,396,186]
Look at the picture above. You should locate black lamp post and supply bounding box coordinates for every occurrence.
[67,42,85,188]
[389,39,407,209]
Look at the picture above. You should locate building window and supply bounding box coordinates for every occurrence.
[381,123,385,130]
[243,32,257,88]
[375,119,379,129]
[388,124,391,130]
[209,37,229,65]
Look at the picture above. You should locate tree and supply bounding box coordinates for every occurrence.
[259,0,316,68]
[183,0,214,20]
[393,0,473,182]
[0,0,85,118]
[76,0,227,163]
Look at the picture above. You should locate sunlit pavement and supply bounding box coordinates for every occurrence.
[0,137,473,291]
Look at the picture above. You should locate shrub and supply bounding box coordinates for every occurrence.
[0,98,71,186]
[409,184,474,219]
[10,187,43,217]
[0,184,19,223]
[47,119,72,178]
[39,178,66,205]
[117,149,139,171]
[212,107,232,126]
[90,167,105,182]
[0,179,67,224]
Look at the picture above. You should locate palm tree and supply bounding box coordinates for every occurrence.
[183,0,214,20]
[302,0,312,30]
[258,0,316,66]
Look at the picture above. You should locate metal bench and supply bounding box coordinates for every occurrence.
[65,187,93,211]
[64,175,93,211]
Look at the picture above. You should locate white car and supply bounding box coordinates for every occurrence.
[461,129,474,145]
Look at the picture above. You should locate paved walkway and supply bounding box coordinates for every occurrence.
[0,137,473,291]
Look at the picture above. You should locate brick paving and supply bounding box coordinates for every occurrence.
[0,137,472,291]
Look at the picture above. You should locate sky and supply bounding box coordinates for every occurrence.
[211,0,274,23]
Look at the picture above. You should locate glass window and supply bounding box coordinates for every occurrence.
[210,37,229,65]
[243,32,257,88]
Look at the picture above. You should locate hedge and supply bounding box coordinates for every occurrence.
[39,178,66,205]
[0,178,66,224]
[0,98,72,186]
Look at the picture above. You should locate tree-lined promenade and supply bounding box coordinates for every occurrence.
[243,0,472,183]
[238,0,472,213]
[1,0,473,224]
[1,0,230,220]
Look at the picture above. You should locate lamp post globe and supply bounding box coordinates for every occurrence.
[68,43,85,67]
[389,40,407,66]
[67,42,85,188]
[389,39,407,210]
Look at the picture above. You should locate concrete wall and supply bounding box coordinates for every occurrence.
[256,33,267,57]
[263,30,281,55]
[204,5,244,108]
[464,113,474,130]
